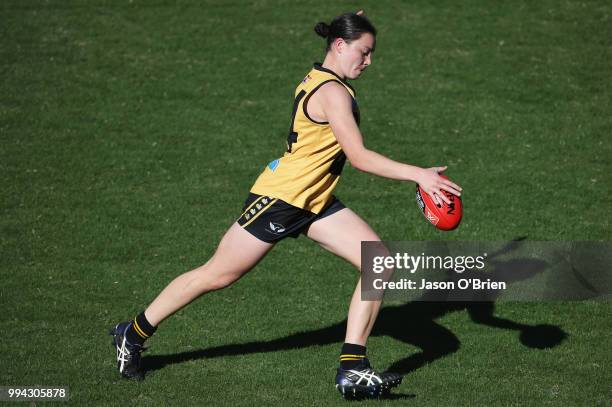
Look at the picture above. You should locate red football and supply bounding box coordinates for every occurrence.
[415,175,462,231]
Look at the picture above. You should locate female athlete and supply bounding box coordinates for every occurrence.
[110,10,462,399]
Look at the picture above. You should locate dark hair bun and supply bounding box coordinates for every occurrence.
[314,22,330,38]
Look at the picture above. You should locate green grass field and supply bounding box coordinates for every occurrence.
[1,0,610,405]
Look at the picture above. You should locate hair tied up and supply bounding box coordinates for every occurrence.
[314,22,330,38]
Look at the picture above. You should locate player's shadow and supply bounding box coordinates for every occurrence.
[142,240,567,377]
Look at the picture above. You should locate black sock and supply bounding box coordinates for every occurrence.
[339,343,367,369]
[125,311,157,346]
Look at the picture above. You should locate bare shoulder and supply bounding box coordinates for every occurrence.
[316,81,353,116]
[307,81,352,122]
[317,81,352,103]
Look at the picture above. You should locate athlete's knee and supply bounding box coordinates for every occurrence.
[206,271,243,291]
[190,264,248,292]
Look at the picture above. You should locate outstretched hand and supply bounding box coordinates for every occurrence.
[416,166,462,206]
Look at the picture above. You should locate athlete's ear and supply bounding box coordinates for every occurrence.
[333,37,346,54]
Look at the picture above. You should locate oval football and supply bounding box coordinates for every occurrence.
[415,176,462,231]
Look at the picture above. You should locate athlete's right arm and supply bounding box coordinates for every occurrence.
[318,81,461,205]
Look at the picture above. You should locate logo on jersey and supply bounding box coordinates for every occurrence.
[268,159,280,172]
[266,222,286,234]
[302,74,312,84]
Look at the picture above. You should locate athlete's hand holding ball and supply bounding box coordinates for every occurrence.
[415,166,463,230]
[416,166,461,206]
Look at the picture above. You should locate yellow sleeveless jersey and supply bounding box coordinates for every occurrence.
[250,63,360,214]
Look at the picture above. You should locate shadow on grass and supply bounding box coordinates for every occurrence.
[142,239,568,382]
[142,300,567,375]
[378,392,417,400]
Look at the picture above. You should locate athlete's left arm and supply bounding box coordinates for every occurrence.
[320,82,461,204]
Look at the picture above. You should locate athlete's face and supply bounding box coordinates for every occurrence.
[337,33,375,80]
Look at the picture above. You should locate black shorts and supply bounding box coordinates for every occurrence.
[237,193,346,243]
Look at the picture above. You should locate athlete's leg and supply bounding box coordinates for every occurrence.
[145,222,274,326]
[305,208,381,346]
[111,222,273,380]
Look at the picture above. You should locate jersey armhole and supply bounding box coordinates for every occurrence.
[302,79,351,125]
